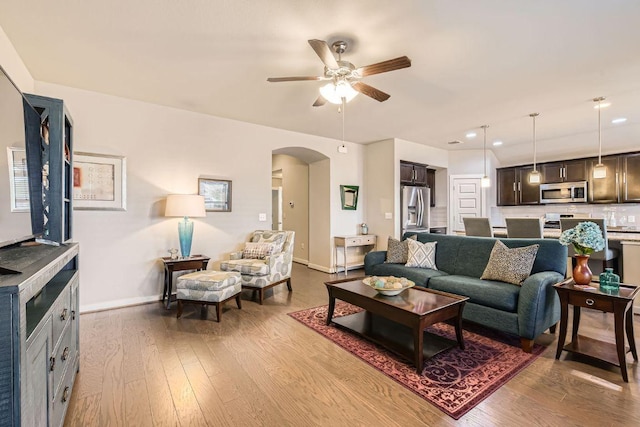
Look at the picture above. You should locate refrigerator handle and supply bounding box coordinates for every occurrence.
[417,188,423,227]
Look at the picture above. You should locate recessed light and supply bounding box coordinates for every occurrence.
[594,102,611,109]
[465,132,477,138]
[612,117,627,124]
[448,140,463,145]
[493,141,503,146]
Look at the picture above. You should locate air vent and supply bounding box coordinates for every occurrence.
[447,140,463,145]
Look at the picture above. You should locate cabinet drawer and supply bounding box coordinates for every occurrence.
[346,237,362,245]
[51,346,77,427]
[52,322,73,396]
[361,236,376,245]
[51,285,71,347]
[568,293,613,312]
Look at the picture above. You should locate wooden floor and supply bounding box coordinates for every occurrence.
[64,263,640,427]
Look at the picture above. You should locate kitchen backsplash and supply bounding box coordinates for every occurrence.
[491,204,640,228]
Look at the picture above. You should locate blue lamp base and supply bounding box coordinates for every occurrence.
[178,217,194,258]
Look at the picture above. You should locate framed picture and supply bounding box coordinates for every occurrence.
[6,147,29,212]
[73,152,126,210]
[199,178,232,212]
[340,185,359,210]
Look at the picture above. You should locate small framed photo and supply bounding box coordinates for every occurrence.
[199,178,232,212]
[340,185,359,210]
[6,147,29,212]
[73,152,126,211]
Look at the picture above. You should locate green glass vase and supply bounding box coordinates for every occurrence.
[599,268,620,294]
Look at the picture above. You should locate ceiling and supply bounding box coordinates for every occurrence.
[2,0,640,166]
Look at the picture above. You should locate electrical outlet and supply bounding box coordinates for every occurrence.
[301,243,305,249]
[628,215,636,224]
[258,213,267,221]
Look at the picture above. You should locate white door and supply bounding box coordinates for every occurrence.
[450,176,484,232]
[271,187,282,231]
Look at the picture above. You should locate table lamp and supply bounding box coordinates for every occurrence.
[165,194,206,258]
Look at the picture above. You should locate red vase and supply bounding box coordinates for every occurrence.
[573,255,592,285]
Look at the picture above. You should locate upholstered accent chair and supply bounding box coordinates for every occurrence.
[463,217,494,237]
[220,230,295,304]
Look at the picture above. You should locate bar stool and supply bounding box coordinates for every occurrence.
[505,217,544,238]
[462,217,493,237]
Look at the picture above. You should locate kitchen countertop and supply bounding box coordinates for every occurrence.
[491,227,640,242]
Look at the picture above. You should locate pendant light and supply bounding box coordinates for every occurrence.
[593,96,607,179]
[481,125,491,188]
[529,113,541,184]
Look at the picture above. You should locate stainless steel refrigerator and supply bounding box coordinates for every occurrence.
[401,186,431,234]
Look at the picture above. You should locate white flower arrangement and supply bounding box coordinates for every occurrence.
[559,221,605,256]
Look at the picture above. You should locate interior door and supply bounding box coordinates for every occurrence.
[271,187,282,230]
[451,177,483,232]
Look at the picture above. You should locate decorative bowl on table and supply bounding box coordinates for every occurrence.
[362,276,415,296]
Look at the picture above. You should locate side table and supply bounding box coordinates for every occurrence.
[161,255,210,309]
[554,277,639,382]
[334,235,377,275]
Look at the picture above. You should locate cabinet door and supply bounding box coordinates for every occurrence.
[518,166,540,204]
[426,169,436,207]
[497,168,517,206]
[564,159,588,182]
[413,165,428,186]
[400,162,415,185]
[25,319,52,427]
[541,162,564,183]
[589,156,619,203]
[622,153,640,202]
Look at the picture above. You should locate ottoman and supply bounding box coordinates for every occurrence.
[176,270,242,322]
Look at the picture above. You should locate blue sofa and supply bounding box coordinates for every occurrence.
[364,232,567,352]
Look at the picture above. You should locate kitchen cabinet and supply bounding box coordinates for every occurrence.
[588,155,619,203]
[497,166,540,206]
[426,168,436,207]
[400,161,428,186]
[541,159,588,183]
[621,153,640,202]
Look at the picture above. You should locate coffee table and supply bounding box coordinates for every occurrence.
[325,277,468,373]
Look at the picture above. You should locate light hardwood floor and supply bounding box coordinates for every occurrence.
[64,263,640,426]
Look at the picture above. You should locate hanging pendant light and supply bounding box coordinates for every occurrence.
[593,96,607,179]
[481,125,491,188]
[529,113,541,184]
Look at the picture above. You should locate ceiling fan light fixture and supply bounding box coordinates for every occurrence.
[319,80,358,104]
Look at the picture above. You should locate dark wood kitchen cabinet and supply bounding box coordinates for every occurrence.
[400,161,428,186]
[497,166,540,206]
[588,156,620,203]
[497,167,517,206]
[621,152,640,202]
[541,159,588,183]
[426,168,436,207]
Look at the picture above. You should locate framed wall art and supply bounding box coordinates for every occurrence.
[340,185,359,210]
[73,152,126,210]
[198,178,232,212]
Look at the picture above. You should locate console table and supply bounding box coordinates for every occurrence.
[161,255,210,309]
[554,278,639,382]
[334,235,376,275]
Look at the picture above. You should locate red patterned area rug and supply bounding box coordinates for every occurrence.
[288,302,545,420]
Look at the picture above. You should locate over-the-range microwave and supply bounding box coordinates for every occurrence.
[540,181,588,204]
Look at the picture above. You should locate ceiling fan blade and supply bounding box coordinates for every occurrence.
[267,76,323,82]
[358,56,411,77]
[308,39,339,69]
[312,95,327,107]
[351,82,390,102]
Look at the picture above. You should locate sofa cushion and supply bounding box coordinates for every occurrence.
[366,263,447,288]
[405,239,437,269]
[481,241,540,285]
[429,275,520,312]
[385,235,417,263]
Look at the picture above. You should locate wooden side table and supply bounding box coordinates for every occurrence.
[334,235,377,275]
[161,255,210,309]
[554,277,639,382]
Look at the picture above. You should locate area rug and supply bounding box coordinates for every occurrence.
[288,302,545,419]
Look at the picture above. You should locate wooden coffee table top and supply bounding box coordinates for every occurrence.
[325,277,467,317]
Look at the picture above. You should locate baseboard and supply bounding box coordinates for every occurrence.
[307,263,332,273]
[293,257,309,265]
[80,294,161,314]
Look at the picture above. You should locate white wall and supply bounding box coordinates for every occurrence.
[272,154,309,263]
[308,159,331,272]
[364,139,396,249]
[30,81,363,312]
[0,25,33,93]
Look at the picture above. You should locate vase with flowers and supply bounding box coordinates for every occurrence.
[559,221,605,285]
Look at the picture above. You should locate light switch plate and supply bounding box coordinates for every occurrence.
[629,215,636,223]
[385,212,393,219]
[258,213,267,221]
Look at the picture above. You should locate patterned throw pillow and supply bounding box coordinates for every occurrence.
[405,239,437,269]
[242,242,276,260]
[481,241,540,285]
[385,235,417,264]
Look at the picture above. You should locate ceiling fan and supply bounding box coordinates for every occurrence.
[267,39,411,107]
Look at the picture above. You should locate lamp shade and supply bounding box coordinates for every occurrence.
[165,194,206,218]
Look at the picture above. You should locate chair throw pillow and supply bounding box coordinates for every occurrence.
[385,234,417,264]
[242,242,276,260]
[405,239,437,269]
[481,240,540,285]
